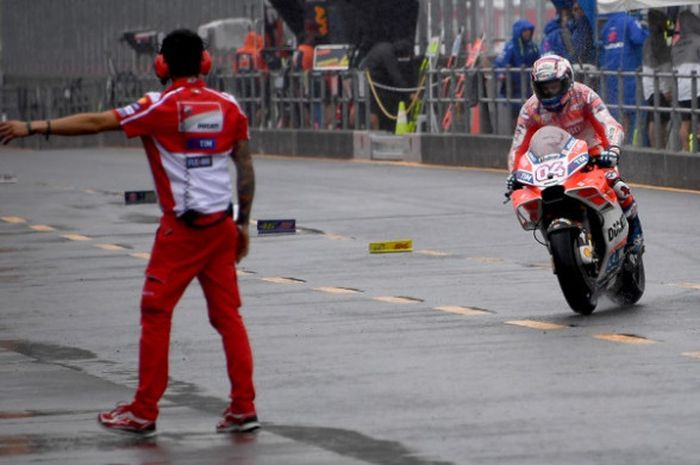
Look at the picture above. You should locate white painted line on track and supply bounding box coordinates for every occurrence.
[29,224,55,232]
[505,320,567,330]
[416,249,451,257]
[373,296,424,304]
[314,286,362,295]
[94,243,126,251]
[593,333,656,345]
[261,276,306,284]
[0,216,26,224]
[671,282,700,291]
[434,305,490,316]
[61,233,91,241]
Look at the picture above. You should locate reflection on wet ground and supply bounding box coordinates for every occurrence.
[0,339,448,465]
[0,340,97,362]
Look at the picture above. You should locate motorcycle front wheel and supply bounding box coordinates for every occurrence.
[549,228,597,315]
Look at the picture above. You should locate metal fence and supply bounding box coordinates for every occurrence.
[423,65,700,153]
[2,67,700,154]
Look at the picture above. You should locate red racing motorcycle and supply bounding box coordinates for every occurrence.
[508,126,644,314]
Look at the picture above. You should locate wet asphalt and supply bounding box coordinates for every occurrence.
[1,147,700,465]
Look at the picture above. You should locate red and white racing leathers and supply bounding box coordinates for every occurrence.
[507,82,636,216]
[113,78,255,421]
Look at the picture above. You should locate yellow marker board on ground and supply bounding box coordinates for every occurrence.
[369,239,413,254]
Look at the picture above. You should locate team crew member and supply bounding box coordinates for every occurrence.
[0,29,259,436]
[505,55,644,254]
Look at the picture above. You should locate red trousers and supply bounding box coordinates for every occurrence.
[130,214,255,421]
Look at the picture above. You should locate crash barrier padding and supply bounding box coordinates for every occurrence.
[9,129,700,191]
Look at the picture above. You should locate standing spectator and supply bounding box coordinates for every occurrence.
[600,10,649,143]
[542,7,575,62]
[494,19,540,128]
[571,1,595,65]
[642,9,673,149]
[294,26,318,128]
[541,0,575,59]
[671,10,700,151]
[234,31,268,127]
[362,40,416,131]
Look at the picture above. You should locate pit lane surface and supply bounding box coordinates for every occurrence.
[1,147,699,465]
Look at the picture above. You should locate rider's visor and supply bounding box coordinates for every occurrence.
[538,80,562,98]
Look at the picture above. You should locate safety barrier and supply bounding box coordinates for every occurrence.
[4,66,700,156]
[423,65,700,154]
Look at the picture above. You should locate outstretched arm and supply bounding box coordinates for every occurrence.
[231,139,255,262]
[0,111,120,145]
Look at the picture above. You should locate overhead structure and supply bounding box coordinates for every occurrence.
[598,0,700,13]
[197,18,253,51]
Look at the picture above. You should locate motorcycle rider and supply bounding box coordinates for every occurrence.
[505,54,644,254]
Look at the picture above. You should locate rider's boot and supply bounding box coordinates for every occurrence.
[626,212,644,255]
[606,171,644,255]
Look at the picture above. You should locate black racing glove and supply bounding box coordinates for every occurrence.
[597,146,620,168]
[506,172,522,193]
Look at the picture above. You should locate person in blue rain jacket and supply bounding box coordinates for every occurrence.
[541,0,575,60]
[542,9,574,62]
[494,19,540,127]
[600,11,649,142]
[571,1,595,64]
[495,19,540,99]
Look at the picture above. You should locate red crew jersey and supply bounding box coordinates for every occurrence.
[113,78,249,216]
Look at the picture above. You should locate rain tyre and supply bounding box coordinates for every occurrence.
[549,228,597,315]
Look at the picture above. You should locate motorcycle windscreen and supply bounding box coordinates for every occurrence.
[528,126,576,161]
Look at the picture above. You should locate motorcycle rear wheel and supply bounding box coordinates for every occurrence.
[549,228,597,315]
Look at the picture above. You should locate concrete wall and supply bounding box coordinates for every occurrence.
[249,130,700,191]
[420,134,510,169]
[10,129,700,191]
[250,129,354,160]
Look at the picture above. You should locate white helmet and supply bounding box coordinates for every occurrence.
[531,54,574,112]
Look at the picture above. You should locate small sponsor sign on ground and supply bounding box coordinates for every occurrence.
[0,173,17,184]
[369,239,413,254]
[257,219,296,234]
[124,190,157,205]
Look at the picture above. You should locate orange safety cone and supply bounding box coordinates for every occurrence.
[470,105,480,134]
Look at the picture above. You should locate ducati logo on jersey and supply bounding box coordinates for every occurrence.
[177,101,223,133]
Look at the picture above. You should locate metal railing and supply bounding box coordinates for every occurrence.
[2,67,700,154]
[423,65,700,153]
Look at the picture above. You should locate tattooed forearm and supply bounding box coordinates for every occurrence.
[232,140,255,226]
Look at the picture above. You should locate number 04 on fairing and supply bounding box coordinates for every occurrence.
[509,126,644,314]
